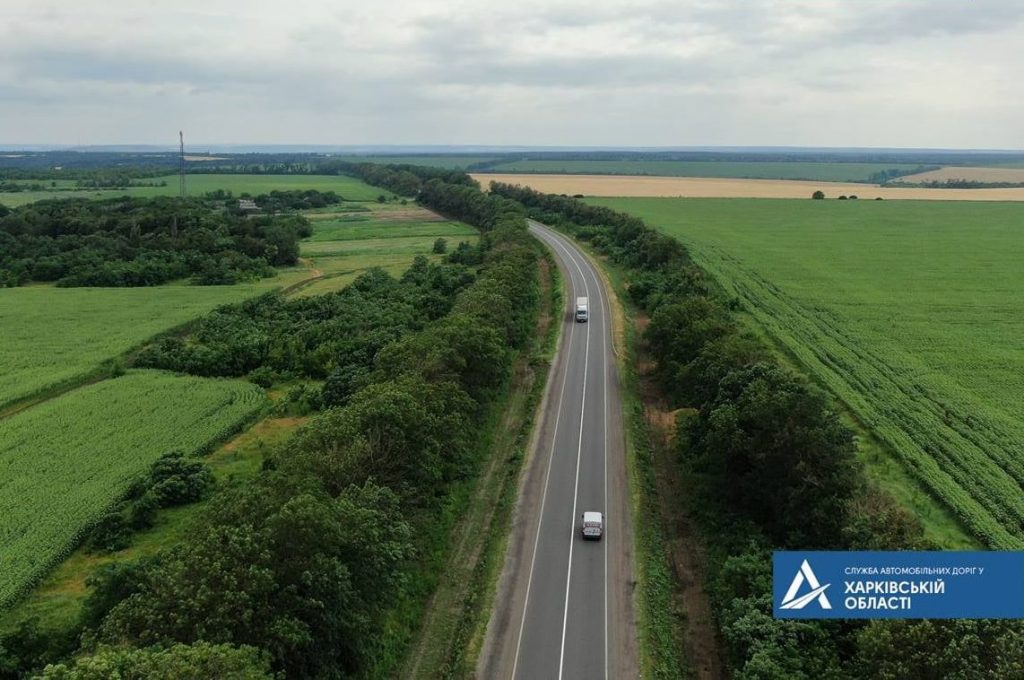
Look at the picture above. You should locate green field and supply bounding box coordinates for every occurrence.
[486,160,926,182]
[592,197,1024,548]
[0,371,265,609]
[294,206,478,297]
[0,274,307,409]
[0,173,392,207]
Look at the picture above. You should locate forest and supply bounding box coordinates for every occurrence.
[0,195,317,287]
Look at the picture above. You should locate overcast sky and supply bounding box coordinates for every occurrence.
[1,0,1021,148]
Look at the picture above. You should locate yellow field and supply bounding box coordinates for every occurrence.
[896,166,1024,184]
[474,173,1024,201]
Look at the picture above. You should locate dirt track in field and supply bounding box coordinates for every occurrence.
[474,173,1024,201]
[896,166,1024,184]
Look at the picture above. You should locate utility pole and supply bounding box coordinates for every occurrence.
[179,130,186,197]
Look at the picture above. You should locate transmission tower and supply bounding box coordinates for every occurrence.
[178,131,186,197]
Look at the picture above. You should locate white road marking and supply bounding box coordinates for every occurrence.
[521,222,613,680]
[510,227,581,679]
[554,238,591,680]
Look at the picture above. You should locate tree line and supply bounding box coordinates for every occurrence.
[0,173,541,679]
[0,196,315,287]
[489,182,1024,679]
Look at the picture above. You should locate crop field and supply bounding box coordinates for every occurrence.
[481,159,926,182]
[592,197,1024,548]
[0,173,392,207]
[477,173,1024,201]
[0,371,264,609]
[0,275,306,410]
[896,166,1024,184]
[294,204,478,297]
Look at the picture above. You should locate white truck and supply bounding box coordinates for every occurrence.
[581,511,603,540]
[575,297,589,323]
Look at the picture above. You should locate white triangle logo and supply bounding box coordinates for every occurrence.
[780,559,832,610]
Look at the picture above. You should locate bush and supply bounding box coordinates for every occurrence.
[432,237,447,254]
[685,363,858,547]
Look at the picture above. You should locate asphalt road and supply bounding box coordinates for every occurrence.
[478,221,638,679]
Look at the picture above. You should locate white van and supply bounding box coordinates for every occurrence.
[581,511,603,540]
[575,297,589,323]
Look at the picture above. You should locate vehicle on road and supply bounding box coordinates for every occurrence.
[581,511,604,540]
[575,297,589,322]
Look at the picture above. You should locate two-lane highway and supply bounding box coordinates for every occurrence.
[479,220,637,679]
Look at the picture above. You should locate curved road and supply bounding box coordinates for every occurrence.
[479,220,638,679]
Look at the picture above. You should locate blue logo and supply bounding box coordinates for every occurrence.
[774,551,1024,619]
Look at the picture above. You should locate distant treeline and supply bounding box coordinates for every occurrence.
[0,196,312,287]
[0,167,546,679]
[6,148,1024,180]
[892,178,1024,189]
[490,182,1024,679]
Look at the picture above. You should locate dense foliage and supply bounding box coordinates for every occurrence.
[0,196,309,287]
[490,183,1024,678]
[1,174,541,678]
[136,258,476,398]
[331,161,477,197]
[37,642,273,679]
[251,189,342,211]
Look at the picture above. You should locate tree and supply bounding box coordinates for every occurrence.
[645,297,733,402]
[811,190,825,200]
[686,363,859,547]
[432,237,447,254]
[38,642,273,679]
[98,479,413,677]
[855,620,1024,679]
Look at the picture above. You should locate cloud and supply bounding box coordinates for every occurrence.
[0,0,1021,147]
